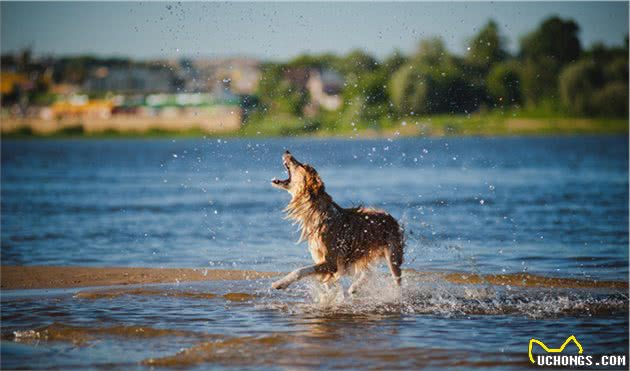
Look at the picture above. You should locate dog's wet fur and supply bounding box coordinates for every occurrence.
[271,151,404,294]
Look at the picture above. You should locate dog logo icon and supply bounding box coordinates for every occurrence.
[528,335,584,364]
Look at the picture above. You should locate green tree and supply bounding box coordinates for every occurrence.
[486,61,522,106]
[521,17,582,66]
[390,65,420,115]
[559,51,628,117]
[412,38,449,66]
[335,49,379,75]
[592,82,628,117]
[466,20,508,69]
[390,38,484,116]
[332,49,394,126]
[604,56,629,83]
[287,53,337,69]
[558,59,603,115]
[383,49,407,75]
[519,17,582,106]
[256,63,309,117]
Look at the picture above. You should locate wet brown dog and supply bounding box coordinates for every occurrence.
[271,151,404,294]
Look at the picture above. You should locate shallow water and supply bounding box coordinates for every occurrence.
[1,136,629,369]
[1,276,628,370]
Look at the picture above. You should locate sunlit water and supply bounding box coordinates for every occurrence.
[2,136,628,369]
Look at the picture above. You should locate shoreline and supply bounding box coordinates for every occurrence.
[1,266,627,291]
[2,115,627,139]
[2,131,628,140]
[0,266,278,290]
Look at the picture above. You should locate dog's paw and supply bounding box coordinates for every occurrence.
[348,282,363,296]
[271,279,290,290]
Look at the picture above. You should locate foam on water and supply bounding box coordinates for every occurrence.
[56,268,627,320]
[258,272,628,319]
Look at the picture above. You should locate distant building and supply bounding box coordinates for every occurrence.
[283,67,344,116]
[50,83,81,96]
[0,71,29,95]
[83,66,174,94]
[192,58,261,95]
[177,59,207,93]
[307,69,343,111]
[284,67,311,90]
[50,95,112,120]
[224,59,261,95]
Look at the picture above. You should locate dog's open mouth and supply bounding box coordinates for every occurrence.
[271,158,291,187]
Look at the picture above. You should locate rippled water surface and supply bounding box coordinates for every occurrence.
[2,136,628,369]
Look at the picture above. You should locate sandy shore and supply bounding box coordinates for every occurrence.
[2,266,627,291]
[0,266,278,290]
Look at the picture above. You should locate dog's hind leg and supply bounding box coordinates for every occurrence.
[272,261,336,290]
[385,242,404,287]
[348,269,370,295]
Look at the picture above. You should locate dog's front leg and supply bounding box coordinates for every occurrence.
[272,265,314,290]
[272,262,335,290]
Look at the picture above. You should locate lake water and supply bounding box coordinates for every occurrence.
[1,136,628,369]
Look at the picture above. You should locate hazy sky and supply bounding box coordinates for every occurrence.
[1,1,628,60]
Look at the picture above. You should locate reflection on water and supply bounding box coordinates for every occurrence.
[73,288,218,300]
[7,323,214,346]
[2,274,628,369]
[72,287,255,301]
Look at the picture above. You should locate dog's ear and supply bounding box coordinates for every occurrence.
[304,165,325,196]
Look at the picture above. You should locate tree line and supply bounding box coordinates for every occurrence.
[251,16,628,133]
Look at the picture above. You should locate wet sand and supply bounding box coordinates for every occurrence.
[1,266,627,291]
[440,272,629,290]
[0,266,278,290]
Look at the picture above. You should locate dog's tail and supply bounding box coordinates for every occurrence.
[385,224,405,287]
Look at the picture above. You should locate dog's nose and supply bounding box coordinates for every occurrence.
[282,151,292,165]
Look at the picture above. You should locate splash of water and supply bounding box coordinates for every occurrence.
[259,270,628,319]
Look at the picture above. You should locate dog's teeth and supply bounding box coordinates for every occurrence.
[272,177,278,181]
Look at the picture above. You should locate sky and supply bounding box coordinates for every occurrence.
[1,1,628,61]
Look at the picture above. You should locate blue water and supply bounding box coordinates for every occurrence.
[2,136,628,279]
[1,136,628,370]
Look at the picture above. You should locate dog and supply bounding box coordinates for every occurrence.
[271,151,404,294]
